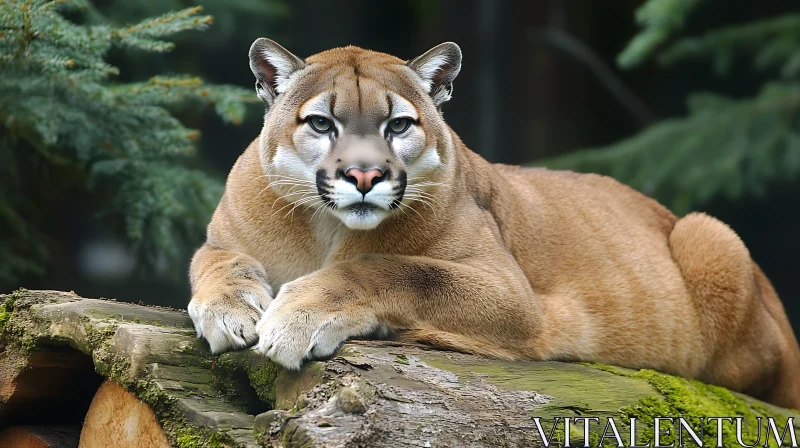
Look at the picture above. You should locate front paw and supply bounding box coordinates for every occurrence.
[188,286,271,354]
[253,287,380,370]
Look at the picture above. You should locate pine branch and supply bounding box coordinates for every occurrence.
[658,14,800,77]
[539,83,800,214]
[110,6,213,52]
[617,0,701,69]
[0,0,263,283]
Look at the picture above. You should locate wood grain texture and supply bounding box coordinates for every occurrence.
[0,290,797,447]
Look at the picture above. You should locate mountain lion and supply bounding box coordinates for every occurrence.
[188,39,800,408]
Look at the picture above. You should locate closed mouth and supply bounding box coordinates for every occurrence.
[348,202,378,213]
[316,169,408,213]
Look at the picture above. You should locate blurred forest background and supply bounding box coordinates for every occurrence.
[2,0,799,333]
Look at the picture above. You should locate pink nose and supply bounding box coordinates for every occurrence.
[345,168,384,194]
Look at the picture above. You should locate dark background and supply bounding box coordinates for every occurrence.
[14,0,800,333]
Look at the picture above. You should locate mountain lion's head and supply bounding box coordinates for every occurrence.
[249,39,462,230]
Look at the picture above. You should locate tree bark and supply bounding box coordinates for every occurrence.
[0,290,797,447]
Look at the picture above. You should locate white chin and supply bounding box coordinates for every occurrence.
[335,207,387,230]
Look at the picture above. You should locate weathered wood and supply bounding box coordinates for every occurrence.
[0,289,798,447]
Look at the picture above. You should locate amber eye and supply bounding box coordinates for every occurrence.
[308,116,333,133]
[387,117,412,134]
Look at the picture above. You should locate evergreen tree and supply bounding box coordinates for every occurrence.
[0,0,258,283]
[541,0,800,215]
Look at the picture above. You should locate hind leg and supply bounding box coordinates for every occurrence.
[669,212,800,408]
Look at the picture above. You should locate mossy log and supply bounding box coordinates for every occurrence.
[0,290,797,447]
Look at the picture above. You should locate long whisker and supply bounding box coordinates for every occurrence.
[397,201,424,219]
[403,193,442,205]
[271,193,316,216]
[259,183,316,200]
[409,181,451,189]
[263,173,315,181]
[309,205,325,222]
[266,180,317,189]
[253,173,315,185]
[394,203,408,217]
[292,198,322,216]
[404,191,439,199]
[261,175,316,202]
[403,190,441,201]
[302,199,324,213]
[266,179,317,186]
[271,188,304,209]
[406,197,437,217]
[285,196,321,218]
[284,189,318,196]
[269,189,317,209]
[310,201,333,222]
[256,185,271,198]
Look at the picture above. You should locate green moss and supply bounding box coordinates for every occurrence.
[417,355,797,447]
[0,294,15,333]
[78,315,233,447]
[79,309,231,447]
[531,367,797,447]
[125,371,236,448]
[176,432,226,448]
[393,354,410,365]
[85,323,117,351]
[542,364,799,447]
[577,362,632,376]
[176,433,203,448]
[2,290,235,448]
[245,360,281,405]
[212,351,281,411]
[423,357,656,420]
[0,290,44,354]
[615,369,794,447]
[210,357,242,402]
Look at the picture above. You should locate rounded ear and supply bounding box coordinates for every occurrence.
[407,42,462,107]
[249,38,306,105]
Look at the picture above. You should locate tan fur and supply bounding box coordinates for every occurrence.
[189,42,800,408]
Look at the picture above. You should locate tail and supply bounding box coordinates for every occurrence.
[670,212,800,409]
[753,264,800,410]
